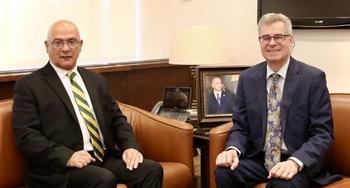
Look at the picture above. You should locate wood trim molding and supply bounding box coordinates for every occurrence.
[0,58,171,82]
[0,58,192,111]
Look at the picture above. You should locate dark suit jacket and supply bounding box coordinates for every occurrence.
[207,90,235,114]
[226,57,340,185]
[12,62,140,188]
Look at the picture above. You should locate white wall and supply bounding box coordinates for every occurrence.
[139,0,260,64]
[0,0,136,71]
[1,0,349,93]
[139,0,350,93]
[293,29,350,93]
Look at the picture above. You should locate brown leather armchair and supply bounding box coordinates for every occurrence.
[119,102,194,188]
[208,93,350,188]
[0,100,193,188]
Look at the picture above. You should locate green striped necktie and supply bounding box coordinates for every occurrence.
[68,72,104,162]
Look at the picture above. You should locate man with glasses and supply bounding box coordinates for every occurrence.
[215,13,340,187]
[13,20,163,188]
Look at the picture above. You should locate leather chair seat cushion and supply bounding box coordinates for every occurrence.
[116,184,127,188]
[254,177,350,188]
[324,177,350,188]
[254,183,266,188]
[161,162,192,188]
[116,162,192,188]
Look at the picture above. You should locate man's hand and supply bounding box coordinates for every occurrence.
[268,160,299,180]
[215,149,239,170]
[122,148,143,170]
[67,150,96,168]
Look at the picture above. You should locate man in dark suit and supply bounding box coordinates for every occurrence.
[12,20,163,188]
[215,13,341,188]
[207,77,235,114]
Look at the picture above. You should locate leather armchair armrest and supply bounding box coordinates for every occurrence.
[208,121,233,188]
[0,99,25,187]
[118,102,194,173]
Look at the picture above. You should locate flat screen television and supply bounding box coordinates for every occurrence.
[257,0,350,28]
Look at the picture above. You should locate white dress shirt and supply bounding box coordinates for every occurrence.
[50,62,106,151]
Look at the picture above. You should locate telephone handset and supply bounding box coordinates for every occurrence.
[151,101,164,114]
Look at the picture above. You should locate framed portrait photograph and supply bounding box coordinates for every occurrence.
[196,65,249,124]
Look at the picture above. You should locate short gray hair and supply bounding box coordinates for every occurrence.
[258,13,292,36]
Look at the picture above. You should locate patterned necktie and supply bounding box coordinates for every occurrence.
[217,93,221,106]
[68,72,105,162]
[264,73,282,171]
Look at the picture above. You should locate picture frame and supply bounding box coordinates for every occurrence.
[196,65,249,124]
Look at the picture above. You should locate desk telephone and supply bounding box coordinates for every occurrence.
[151,101,191,122]
[151,86,192,122]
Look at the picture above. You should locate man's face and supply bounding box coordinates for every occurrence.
[45,23,82,70]
[259,21,293,66]
[211,77,223,92]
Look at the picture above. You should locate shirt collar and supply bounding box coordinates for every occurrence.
[50,61,78,79]
[266,58,290,80]
[214,91,222,95]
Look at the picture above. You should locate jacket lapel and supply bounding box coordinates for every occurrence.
[252,63,268,139]
[281,58,300,136]
[41,62,79,123]
[78,68,107,134]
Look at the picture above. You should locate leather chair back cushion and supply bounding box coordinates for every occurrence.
[118,103,193,171]
[0,100,25,187]
[327,94,350,176]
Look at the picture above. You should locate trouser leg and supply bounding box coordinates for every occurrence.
[66,165,116,188]
[103,154,163,188]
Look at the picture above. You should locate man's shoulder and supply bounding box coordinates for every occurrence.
[223,90,235,96]
[239,61,266,78]
[78,66,104,79]
[77,67,108,87]
[290,58,325,77]
[17,66,45,84]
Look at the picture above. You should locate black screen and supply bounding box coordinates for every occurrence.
[163,87,191,109]
[258,0,350,28]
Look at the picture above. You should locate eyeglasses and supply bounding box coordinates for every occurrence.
[49,39,81,49]
[258,34,290,44]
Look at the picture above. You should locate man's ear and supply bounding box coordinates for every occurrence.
[44,41,49,53]
[79,40,83,52]
[289,36,294,44]
[290,41,295,49]
[289,36,295,49]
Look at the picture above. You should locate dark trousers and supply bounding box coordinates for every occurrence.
[66,152,163,188]
[215,152,310,188]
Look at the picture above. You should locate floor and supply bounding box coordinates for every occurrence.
[193,154,202,188]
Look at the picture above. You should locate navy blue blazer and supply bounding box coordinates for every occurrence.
[226,57,340,185]
[207,90,235,114]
